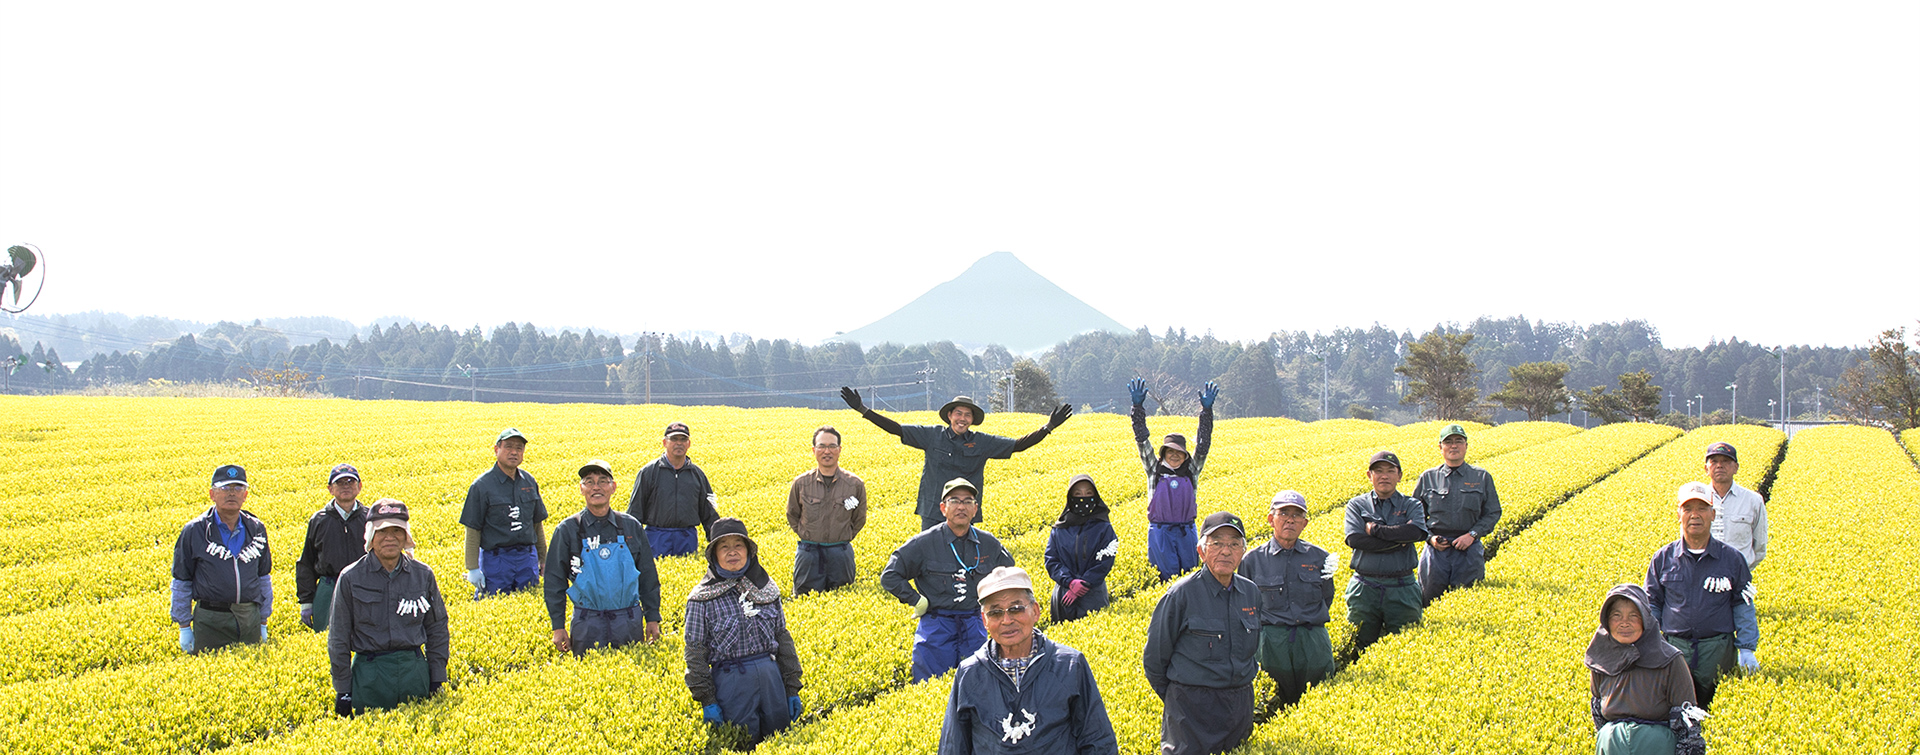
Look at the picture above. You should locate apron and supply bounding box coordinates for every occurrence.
[350,649,429,712]
[567,535,642,611]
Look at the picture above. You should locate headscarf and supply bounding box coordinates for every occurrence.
[1056,474,1111,527]
[688,517,780,604]
[1583,583,1682,676]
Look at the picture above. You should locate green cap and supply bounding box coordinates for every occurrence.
[1438,423,1468,443]
[496,427,528,443]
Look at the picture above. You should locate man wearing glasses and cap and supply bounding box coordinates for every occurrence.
[938,565,1117,754]
[1701,442,1767,568]
[1344,451,1429,653]
[628,421,722,558]
[171,464,274,654]
[545,459,663,654]
[1413,424,1502,606]
[1645,482,1759,710]
[841,387,1074,530]
[1143,511,1261,755]
[881,478,1017,682]
[328,499,450,716]
[461,428,549,597]
[296,463,369,632]
[1237,490,1339,707]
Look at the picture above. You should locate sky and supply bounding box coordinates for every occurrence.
[4,3,1915,350]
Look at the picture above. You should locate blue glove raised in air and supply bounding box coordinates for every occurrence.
[1199,381,1219,409]
[1127,378,1148,406]
[789,695,803,720]
[703,703,723,724]
[178,627,194,653]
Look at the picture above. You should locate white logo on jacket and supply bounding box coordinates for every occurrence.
[739,593,760,618]
[1094,539,1120,561]
[843,496,860,511]
[396,595,432,617]
[204,534,267,563]
[508,506,524,531]
[1001,709,1037,743]
[1703,576,1733,593]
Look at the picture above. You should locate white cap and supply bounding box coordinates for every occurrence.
[1676,481,1713,505]
[976,566,1033,602]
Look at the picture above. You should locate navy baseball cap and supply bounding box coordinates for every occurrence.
[328,463,360,484]
[1704,442,1737,463]
[212,464,248,488]
[1368,451,1401,471]
[664,422,691,439]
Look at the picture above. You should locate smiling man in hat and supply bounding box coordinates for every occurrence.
[461,427,549,597]
[881,478,1018,682]
[171,464,274,654]
[545,459,662,654]
[1343,451,1429,653]
[1413,423,1502,606]
[1143,511,1261,755]
[1645,481,1758,710]
[628,421,722,558]
[937,565,1118,755]
[1129,377,1221,581]
[841,387,1074,530]
[328,499,450,716]
[297,463,369,632]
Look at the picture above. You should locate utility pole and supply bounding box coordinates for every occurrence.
[639,331,662,404]
[1770,347,1786,428]
[1694,394,1703,421]
[1726,382,1738,423]
[919,360,935,411]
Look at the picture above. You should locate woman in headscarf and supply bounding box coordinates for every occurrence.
[1585,584,1707,755]
[683,518,804,743]
[1043,474,1119,622]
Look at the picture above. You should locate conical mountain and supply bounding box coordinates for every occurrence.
[831,252,1129,352]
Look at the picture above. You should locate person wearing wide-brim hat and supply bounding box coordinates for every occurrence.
[327,499,449,717]
[1128,377,1221,581]
[937,566,1118,755]
[840,387,1074,530]
[684,518,804,743]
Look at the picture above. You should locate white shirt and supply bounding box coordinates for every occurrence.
[1708,482,1768,566]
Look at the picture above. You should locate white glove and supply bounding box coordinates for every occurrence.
[179,627,194,653]
[1680,702,1710,725]
[1738,649,1759,671]
[466,569,486,590]
[913,596,930,617]
[1321,552,1338,579]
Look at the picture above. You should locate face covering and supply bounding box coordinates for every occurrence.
[717,566,747,580]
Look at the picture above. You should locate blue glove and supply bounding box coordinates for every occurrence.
[1199,381,1219,409]
[789,695,803,720]
[260,623,270,642]
[1127,378,1147,406]
[1738,649,1758,671]
[703,703,723,724]
[178,627,194,653]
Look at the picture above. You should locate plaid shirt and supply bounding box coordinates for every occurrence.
[994,629,1044,689]
[684,582,786,664]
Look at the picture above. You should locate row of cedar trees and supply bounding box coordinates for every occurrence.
[1399,326,1920,432]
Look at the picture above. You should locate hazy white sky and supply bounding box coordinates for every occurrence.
[4,3,1914,349]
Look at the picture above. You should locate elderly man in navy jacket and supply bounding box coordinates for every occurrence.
[938,566,1116,754]
[172,464,274,654]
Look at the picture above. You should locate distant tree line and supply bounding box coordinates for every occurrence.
[6,314,1894,426]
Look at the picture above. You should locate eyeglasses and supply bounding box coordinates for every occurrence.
[943,497,978,506]
[580,477,615,487]
[984,603,1030,621]
[813,444,840,449]
[1203,539,1246,552]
